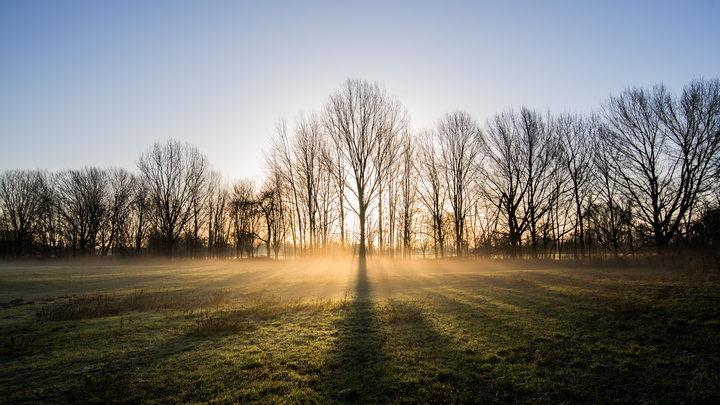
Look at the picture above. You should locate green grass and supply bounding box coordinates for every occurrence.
[1,258,720,403]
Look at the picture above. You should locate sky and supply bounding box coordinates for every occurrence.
[1,0,719,181]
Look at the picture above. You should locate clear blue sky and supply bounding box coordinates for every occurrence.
[1,1,718,181]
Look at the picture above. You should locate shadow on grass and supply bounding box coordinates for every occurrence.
[323,255,390,403]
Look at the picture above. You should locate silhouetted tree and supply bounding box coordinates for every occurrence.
[556,113,596,258]
[56,167,108,257]
[418,130,447,258]
[231,179,260,258]
[206,171,230,258]
[137,139,208,256]
[263,144,291,258]
[437,111,482,257]
[601,79,720,252]
[186,145,211,258]
[35,171,61,258]
[688,205,720,248]
[483,110,526,257]
[399,133,417,258]
[258,173,285,259]
[99,168,136,256]
[129,179,151,255]
[327,125,349,250]
[316,145,336,256]
[0,170,42,257]
[5,77,720,262]
[271,118,305,258]
[660,78,720,243]
[518,108,558,259]
[592,127,629,257]
[293,111,327,256]
[325,78,407,263]
[376,122,402,256]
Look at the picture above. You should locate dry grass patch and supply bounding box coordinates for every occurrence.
[35,289,230,321]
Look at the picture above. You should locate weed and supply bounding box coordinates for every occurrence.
[35,289,231,321]
[383,299,424,324]
[188,309,247,334]
[36,294,121,320]
[0,330,38,356]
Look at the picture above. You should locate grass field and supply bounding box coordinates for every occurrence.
[1,258,719,404]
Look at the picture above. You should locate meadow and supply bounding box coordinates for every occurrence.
[1,257,719,404]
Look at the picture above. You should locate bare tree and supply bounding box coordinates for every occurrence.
[270,118,305,258]
[556,113,596,258]
[518,108,558,259]
[185,145,211,258]
[263,144,291,258]
[543,149,571,258]
[137,139,208,256]
[324,78,407,263]
[258,172,285,259]
[316,146,335,256]
[659,78,720,243]
[376,123,402,256]
[129,179,151,255]
[55,167,108,257]
[0,170,43,257]
[467,189,499,257]
[326,126,350,250]
[100,168,136,256]
[601,80,720,252]
[293,111,326,256]
[231,179,260,258]
[437,111,483,257]
[35,171,61,258]
[418,130,447,258]
[592,130,634,257]
[483,110,526,257]
[206,171,230,258]
[399,133,417,258]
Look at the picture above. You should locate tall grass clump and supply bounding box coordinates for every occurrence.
[36,289,230,321]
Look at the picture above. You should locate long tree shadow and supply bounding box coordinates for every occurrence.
[323,255,390,403]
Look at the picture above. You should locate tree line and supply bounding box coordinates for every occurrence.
[2,78,719,260]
